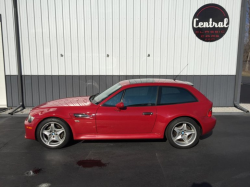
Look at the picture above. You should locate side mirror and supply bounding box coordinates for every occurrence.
[116,102,124,110]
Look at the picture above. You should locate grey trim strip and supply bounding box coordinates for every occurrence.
[5,75,236,107]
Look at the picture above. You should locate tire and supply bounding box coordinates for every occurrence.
[36,118,71,149]
[166,117,200,149]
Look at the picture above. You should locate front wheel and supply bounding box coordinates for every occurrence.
[166,117,200,149]
[36,118,71,149]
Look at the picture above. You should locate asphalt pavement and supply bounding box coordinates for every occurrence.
[0,115,250,187]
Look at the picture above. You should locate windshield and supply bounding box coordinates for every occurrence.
[91,83,122,104]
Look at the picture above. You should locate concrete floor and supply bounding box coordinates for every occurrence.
[0,115,250,187]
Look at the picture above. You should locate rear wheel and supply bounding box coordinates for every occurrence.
[36,118,71,149]
[166,117,200,149]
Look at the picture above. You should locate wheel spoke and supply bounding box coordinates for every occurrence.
[182,123,187,131]
[173,134,182,142]
[185,130,195,136]
[182,135,189,143]
[50,123,55,131]
[42,130,50,136]
[55,129,64,135]
[47,135,53,145]
[54,135,62,143]
[174,127,182,134]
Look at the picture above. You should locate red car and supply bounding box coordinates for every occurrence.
[24,79,216,149]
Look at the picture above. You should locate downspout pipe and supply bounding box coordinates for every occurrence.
[9,0,25,115]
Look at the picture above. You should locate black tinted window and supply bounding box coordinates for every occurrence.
[158,87,197,105]
[123,86,157,106]
[103,91,123,106]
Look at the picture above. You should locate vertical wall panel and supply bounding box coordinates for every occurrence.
[84,0,93,75]
[4,0,17,75]
[119,0,126,75]
[79,75,86,96]
[133,0,140,75]
[24,76,33,106]
[140,0,147,75]
[5,76,12,106]
[48,0,59,75]
[45,76,53,101]
[160,0,168,75]
[52,76,60,100]
[27,0,38,75]
[38,75,46,104]
[153,0,161,75]
[55,0,65,75]
[34,0,45,75]
[146,0,154,75]
[112,0,119,75]
[166,0,176,75]
[73,76,80,96]
[66,76,73,97]
[41,0,52,75]
[62,0,72,75]
[59,75,66,98]
[70,0,79,75]
[91,0,100,75]
[98,0,106,75]
[106,0,113,75]
[77,0,86,75]
[127,0,133,75]
[31,76,39,106]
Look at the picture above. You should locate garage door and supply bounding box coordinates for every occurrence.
[0,15,7,108]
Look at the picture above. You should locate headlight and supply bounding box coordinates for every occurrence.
[28,115,34,123]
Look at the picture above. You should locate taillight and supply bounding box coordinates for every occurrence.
[207,109,212,117]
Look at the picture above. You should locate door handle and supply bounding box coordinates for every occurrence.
[74,113,90,118]
[143,112,153,115]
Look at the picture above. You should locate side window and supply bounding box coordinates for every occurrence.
[103,91,123,106]
[158,86,197,105]
[122,86,157,107]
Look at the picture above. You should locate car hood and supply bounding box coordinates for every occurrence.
[33,96,92,109]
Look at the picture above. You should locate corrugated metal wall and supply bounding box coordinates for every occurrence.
[0,0,242,76]
[0,0,243,107]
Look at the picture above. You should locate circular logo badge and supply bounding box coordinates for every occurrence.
[192,4,229,42]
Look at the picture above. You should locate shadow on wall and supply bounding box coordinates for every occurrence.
[191,182,212,187]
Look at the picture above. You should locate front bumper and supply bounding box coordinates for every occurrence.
[24,117,41,140]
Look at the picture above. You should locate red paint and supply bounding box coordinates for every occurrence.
[77,160,108,168]
[24,79,216,141]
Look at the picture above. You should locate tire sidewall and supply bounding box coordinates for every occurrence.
[36,118,71,149]
[166,117,201,149]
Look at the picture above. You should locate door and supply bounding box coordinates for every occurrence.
[0,15,7,108]
[96,86,158,134]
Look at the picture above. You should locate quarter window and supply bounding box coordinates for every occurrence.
[122,86,157,106]
[158,86,197,105]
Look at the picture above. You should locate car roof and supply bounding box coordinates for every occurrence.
[119,78,193,86]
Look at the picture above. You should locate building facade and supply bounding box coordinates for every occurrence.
[0,0,247,107]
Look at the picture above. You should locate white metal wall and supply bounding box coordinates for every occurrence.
[0,0,242,76]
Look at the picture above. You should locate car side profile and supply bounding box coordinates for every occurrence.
[24,79,216,149]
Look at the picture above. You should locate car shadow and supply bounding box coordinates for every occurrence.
[191,182,212,187]
[81,139,166,144]
[199,130,213,140]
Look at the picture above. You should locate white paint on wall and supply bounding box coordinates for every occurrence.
[0,0,243,76]
[0,17,7,107]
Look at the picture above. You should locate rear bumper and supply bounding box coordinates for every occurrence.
[24,118,40,140]
[201,116,216,135]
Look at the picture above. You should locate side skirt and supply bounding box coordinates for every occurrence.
[74,133,163,140]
